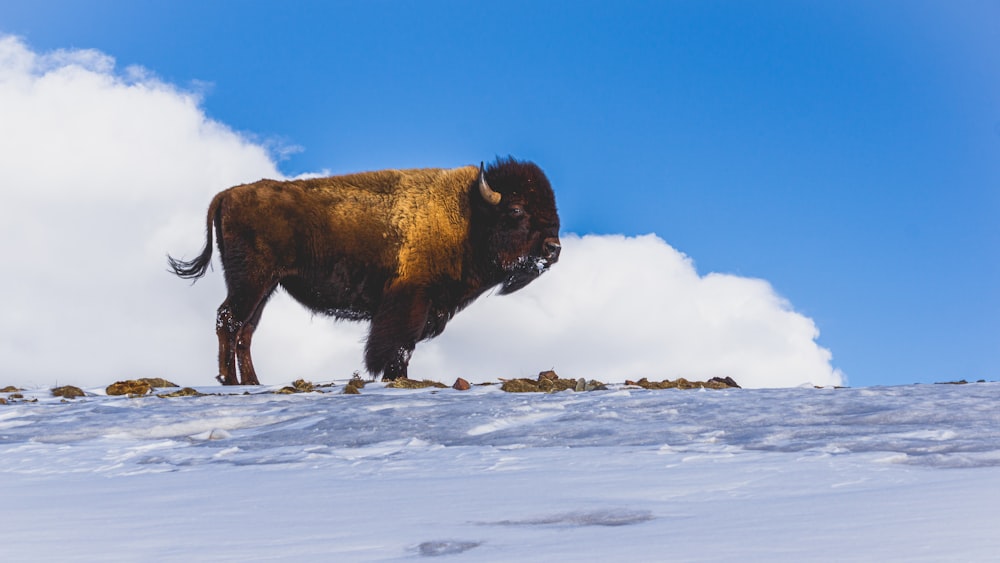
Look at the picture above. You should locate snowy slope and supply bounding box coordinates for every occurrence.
[2,382,999,561]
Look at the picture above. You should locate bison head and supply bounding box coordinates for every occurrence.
[475,157,561,294]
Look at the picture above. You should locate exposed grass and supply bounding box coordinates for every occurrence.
[624,376,741,390]
[384,379,448,389]
[51,385,86,399]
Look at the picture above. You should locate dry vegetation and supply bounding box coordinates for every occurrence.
[2,372,742,404]
[625,376,741,390]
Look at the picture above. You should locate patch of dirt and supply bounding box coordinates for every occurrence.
[105,378,179,396]
[51,385,86,399]
[624,376,741,390]
[106,380,152,396]
[501,371,607,393]
[384,379,448,389]
[157,387,206,398]
[1,386,22,393]
[1,391,37,404]
[274,379,317,394]
[138,378,178,388]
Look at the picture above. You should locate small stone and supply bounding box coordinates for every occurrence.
[452,377,471,391]
[707,376,741,389]
[538,370,559,382]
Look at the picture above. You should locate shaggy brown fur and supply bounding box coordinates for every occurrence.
[169,157,560,385]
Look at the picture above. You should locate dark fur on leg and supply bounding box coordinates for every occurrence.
[365,286,428,380]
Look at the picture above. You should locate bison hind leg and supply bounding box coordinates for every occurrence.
[216,282,278,385]
[234,301,270,385]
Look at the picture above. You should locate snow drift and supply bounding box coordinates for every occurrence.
[2,382,999,560]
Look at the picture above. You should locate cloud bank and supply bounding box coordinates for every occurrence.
[0,36,843,389]
[408,233,843,388]
[0,36,278,387]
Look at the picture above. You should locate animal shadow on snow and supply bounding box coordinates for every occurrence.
[481,508,655,528]
[416,540,483,557]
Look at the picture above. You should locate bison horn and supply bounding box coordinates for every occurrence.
[478,162,502,205]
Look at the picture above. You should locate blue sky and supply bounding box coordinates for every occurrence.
[2,1,997,387]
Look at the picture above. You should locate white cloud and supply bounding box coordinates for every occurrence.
[0,35,278,388]
[406,234,844,388]
[0,36,843,390]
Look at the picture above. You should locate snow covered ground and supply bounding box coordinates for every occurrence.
[2,381,999,561]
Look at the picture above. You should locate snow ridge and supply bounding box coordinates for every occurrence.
[2,382,1000,560]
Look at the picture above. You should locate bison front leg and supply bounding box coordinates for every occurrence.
[365,287,429,380]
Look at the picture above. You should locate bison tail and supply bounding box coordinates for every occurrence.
[168,245,212,280]
[167,193,222,281]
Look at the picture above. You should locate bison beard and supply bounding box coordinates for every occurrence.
[168,157,561,385]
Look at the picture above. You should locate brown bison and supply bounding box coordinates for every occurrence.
[168,157,561,385]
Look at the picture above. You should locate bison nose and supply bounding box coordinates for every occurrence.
[543,239,561,263]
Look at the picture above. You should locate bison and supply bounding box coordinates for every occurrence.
[168,157,561,385]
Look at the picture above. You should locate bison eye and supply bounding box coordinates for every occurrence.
[508,205,525,219]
